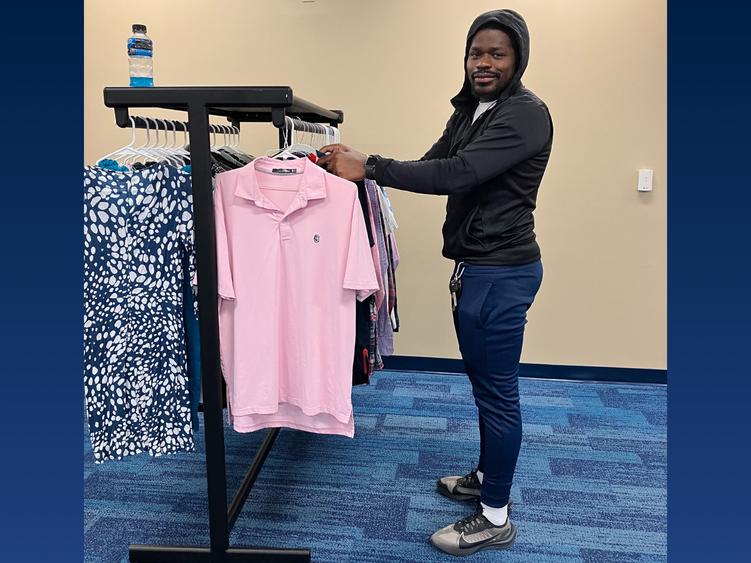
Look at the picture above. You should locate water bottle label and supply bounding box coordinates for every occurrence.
[128,37,153,50]
[128,48,153,57]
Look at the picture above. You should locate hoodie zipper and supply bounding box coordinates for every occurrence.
[449,98,507,156]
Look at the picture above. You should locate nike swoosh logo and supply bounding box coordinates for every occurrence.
[455,486,480,495]
[458,530,494,545]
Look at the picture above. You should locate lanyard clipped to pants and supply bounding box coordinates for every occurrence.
[450,261,465,311]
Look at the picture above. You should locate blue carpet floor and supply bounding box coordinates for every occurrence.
[84,370,667,562]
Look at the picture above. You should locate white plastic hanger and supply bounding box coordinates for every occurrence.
[234,125,252,158]
[97,116,140,167]
[228,125,254,160]
[264,116,299,160]
[232,126,242,150]
[228,125,253,162]
[215,125,229,153]
[137,117,169,165]
[221,125,249,161]
[123,118,157,166]
[171,120,191,165]
[315,123,338,156]
[316,122,328,149]
[209,125,218,154]
[256,117,304,182]
[165,119,190,167]
[151,118,182,167]
[286,117,317,156]
[221,125,248,159]
[140,118,162,163]
[214,125,250,167]
[163,119,186,166]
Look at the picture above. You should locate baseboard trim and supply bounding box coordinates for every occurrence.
[380,356,666,385]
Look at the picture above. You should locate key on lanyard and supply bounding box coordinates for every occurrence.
[450,263,465,311]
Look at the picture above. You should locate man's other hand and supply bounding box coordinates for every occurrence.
[317,144,368,181]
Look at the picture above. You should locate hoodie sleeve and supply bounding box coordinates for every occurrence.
[375,98,551,195]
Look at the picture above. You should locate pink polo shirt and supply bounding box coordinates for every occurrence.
[214,157,378,438]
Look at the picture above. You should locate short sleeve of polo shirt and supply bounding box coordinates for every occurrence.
[344,191,379,301]
[214,187,236,301]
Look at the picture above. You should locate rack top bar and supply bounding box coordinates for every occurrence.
[103,86,343,124]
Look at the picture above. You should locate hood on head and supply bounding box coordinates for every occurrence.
[451,9,530,110]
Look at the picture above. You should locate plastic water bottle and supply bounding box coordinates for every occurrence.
[128,24,153,87]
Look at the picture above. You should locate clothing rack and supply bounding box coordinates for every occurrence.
[102,86,344,563]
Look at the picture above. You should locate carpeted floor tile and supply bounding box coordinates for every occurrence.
[85,371,667,563]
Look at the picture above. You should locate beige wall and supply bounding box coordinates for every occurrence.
[84,0,667,370]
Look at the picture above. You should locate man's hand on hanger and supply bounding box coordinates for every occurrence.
[317,144,367,181]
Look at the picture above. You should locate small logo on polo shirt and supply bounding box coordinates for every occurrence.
[314,235,320,243]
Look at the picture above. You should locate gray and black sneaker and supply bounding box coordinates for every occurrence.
[430,504,516,557]
[436,470,481,501]
[436,470,514,513]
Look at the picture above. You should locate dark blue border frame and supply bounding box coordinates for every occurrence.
[6,6,83,563]
[667,0,748,560]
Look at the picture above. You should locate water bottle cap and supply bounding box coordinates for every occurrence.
[132,24,147,33]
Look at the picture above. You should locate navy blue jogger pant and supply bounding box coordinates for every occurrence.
[451,260,543,508]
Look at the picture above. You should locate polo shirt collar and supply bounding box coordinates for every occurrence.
[235,156,327,208]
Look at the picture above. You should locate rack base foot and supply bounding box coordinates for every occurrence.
[129,544,311,563]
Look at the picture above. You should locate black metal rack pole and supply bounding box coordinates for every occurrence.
[186,100,231,555]
[102,86,341,563]
[227,427,280,532]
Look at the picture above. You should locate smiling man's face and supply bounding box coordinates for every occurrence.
[466,27,516,102]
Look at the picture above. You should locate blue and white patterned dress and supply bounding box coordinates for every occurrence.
[83,163,197,463]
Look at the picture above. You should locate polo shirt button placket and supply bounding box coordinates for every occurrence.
[280,219,292,241]
[280,195,304,242]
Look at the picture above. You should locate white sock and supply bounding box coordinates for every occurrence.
[476,470,483,484]
[481,502,508,526]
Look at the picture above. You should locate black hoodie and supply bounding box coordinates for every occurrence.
[374,9,553,266]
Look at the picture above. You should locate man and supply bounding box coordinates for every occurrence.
[317,9,553,557]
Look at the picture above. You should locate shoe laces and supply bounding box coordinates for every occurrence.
[454,504,490,534]
[456,463,480,489]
